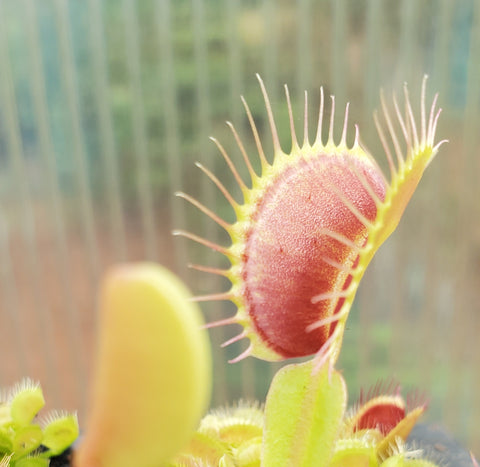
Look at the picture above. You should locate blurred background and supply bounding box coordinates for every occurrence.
[0,0,479,456]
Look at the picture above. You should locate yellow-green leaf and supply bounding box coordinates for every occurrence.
[262,360,346,467]
[42,412,79,455]
[9,381,44,426]
[74,263,212,467]
[330,438,378,467]
[380,455,440,467]
[11,424,43,458]
[13,457,49,467]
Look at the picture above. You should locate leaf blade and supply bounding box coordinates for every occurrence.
[263,360,346,467]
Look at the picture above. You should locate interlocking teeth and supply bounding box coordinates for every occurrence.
[176,76,444,366]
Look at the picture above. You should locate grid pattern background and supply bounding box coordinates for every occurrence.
[0,0,479,455]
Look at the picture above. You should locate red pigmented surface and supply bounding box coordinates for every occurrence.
[242,153,386,358]
[354,402,406,435]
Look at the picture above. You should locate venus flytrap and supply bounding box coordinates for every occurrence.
[175,401,265,466]
[0,379,78,466]
[175,75,445,372]
[40,412,79,457]
[262,361,347,466]
[74,263,212,467]
[379,453,439,467]
[171,76,453,466]
[8,381,45,427]
[329,435,379,467]
[68,76,474,466]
